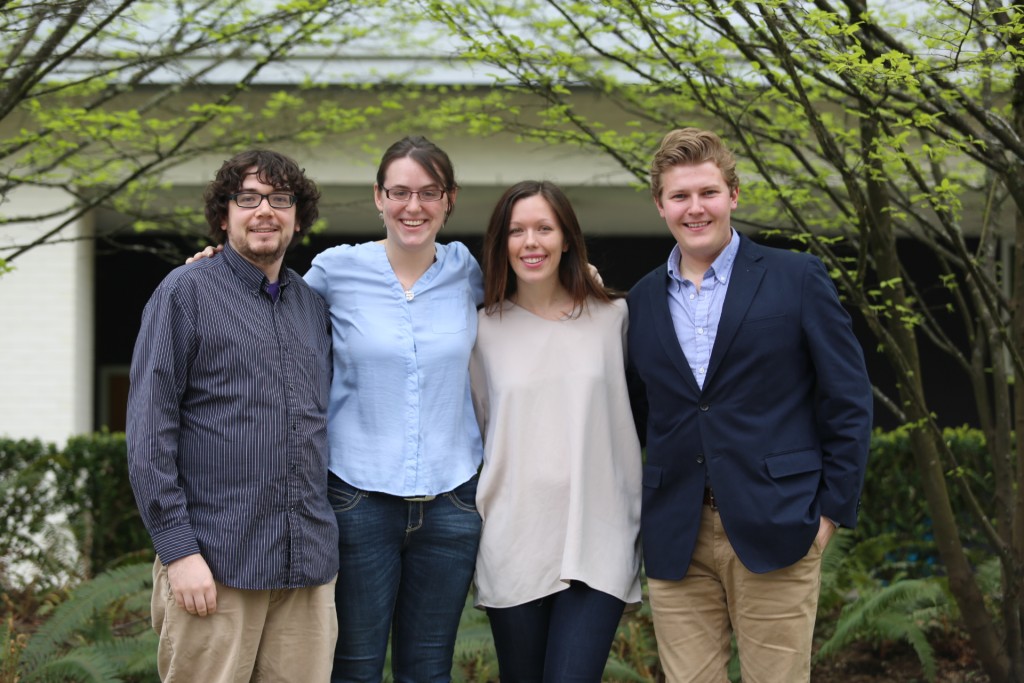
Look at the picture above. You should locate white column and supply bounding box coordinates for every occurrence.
[0,187,95,445]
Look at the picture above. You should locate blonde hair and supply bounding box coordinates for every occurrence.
[649,128,739,200]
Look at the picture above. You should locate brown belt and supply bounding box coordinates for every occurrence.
[702,487,717,509]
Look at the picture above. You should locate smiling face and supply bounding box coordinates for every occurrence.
[221,167,298,277]
[655,160,739,275]
[507,194,568,288]
[374,157,453,254]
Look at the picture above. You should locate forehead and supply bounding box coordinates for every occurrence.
[511,194,556,217]
[383,157,439,186]
[239,166,279,190]
[659,161,729,191]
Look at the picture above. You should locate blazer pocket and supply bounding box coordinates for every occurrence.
[764,449,822,478]
[642,464,663,488]
[740,312,787,332]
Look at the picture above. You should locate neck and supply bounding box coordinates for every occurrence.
[513,279,573,320]
[382,239,436,290]
[241,253,284,283]
[677,251,713,292]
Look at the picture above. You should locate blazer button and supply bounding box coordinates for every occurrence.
[699,402,710,412]
[696,453,705,464]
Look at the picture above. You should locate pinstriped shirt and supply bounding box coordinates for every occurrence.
[127,243,338,590]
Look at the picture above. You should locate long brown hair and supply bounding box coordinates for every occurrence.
[481,180,618,316]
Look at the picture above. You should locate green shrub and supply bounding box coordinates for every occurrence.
[856,426,994,576]
[1,431,151,594]
[57,431,151,575]
[0,438,76,591]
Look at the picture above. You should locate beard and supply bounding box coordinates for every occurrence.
[229,222,292,268]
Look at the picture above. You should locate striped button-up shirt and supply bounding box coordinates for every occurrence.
[127,243,337,590]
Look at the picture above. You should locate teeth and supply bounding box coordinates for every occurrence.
[523,257,544,264]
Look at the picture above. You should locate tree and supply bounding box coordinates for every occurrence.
[418,0,1024,679]
[0,0,414,268]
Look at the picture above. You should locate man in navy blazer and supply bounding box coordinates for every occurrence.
[627,128,872,683]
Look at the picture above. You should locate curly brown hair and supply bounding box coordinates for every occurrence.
[203,149,321,244]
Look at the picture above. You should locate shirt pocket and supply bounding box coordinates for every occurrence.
[430,292,469,333]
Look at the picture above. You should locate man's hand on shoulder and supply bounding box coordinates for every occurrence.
[167,553,218,617]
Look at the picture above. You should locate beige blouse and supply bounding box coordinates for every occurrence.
[470,297,642,608]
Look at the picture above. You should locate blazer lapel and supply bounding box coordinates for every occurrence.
[705,237,766,388]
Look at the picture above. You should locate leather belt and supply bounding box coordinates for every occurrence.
[403,495,436,502]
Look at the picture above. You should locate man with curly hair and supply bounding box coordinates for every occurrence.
[127,150,338,682]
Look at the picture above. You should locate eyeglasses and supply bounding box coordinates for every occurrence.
[381,186,446,203]
[229,192,297,209]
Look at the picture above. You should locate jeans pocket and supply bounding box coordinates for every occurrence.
[327,475,365,513]
[445,474,479,512]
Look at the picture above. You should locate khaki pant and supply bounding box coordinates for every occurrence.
[151,559,338,683]
[648,506,823,683]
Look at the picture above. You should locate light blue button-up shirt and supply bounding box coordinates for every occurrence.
[305,241,485,496]
[666,230,740,389]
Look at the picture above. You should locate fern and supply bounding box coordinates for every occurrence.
[601,655,651,682]
[814,577,948,682]
[20,650,123,683]
[84,636,158,679]
[14,563,154,683]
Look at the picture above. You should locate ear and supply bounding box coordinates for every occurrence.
[730,185,740,209]
[373,184,384,213]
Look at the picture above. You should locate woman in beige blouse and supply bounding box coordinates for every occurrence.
[469,180,642,682]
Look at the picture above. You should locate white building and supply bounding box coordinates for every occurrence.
[0,70,669,445]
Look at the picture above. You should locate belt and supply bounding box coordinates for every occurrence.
[702,487,717,510]
[402,495,436,502]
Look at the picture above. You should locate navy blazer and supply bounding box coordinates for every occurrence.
[627,235,872,578]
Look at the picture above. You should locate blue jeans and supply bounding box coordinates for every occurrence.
[327,472,481,683]
[486,582,626,683]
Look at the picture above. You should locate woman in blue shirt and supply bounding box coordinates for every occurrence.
[304,136,484,683]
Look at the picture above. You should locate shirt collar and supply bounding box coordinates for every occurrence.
[667,228,740,286]
[221,242,291,294]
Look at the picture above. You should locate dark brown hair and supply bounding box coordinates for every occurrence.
[375,136,457,221]
[203,149,321,244]
[481,180,618,316]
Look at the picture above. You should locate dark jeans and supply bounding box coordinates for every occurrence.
[486,581,626,683]
[327,473,481,683]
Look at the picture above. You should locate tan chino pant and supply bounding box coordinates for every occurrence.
[648,505,823,683]
[151,559,338,683]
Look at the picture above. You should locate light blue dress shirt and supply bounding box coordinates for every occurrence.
[305,240,485,496]
[666,229,741,389]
